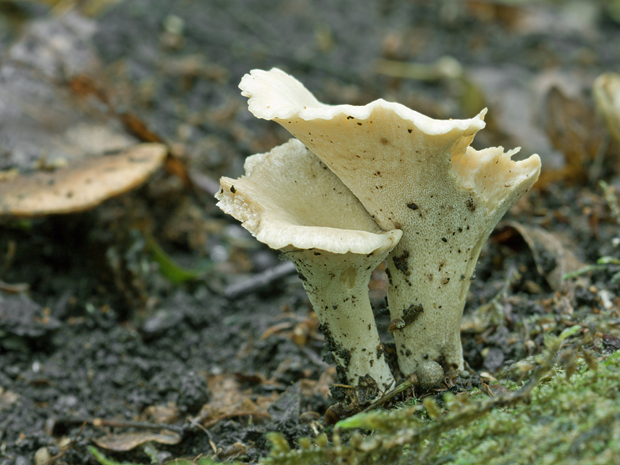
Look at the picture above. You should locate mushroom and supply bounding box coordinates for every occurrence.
[215,139,401,390]
[593,72,620,144]
[0,144,167,216]
[0,13,168,217]
[239,68,541,382]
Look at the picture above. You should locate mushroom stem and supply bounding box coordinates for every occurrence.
[384,144,541,377]
[285,246,395,390]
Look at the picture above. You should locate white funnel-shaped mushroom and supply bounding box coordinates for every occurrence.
[240,68,541,382]
[216,139,401,390]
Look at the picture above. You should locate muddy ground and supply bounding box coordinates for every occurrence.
[1,1,620,464]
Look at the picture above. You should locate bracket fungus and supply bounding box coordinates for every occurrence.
[216,139,401,390]
[239,68,541,383]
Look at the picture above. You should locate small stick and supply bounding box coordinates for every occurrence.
[361,376,417,413]
[223,261,296,299]
[40,422,87,465]
[50,417,185,435]
[0,280,29,293]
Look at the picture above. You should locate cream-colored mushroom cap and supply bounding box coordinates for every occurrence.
[0,143,167,216]
[239,68,538,234]
[241,68,485,137]
[216,138,401,255]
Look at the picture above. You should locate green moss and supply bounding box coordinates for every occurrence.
[439,353,620,465]
[91,350,620,465]
[263,352,620,465]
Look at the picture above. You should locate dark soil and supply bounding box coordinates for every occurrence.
[1,1,620,464]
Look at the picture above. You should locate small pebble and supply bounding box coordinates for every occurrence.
[15,456,29,465]
[417,360,444,389]
[34,448,51,465]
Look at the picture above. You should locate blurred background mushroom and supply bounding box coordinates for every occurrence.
[0,13,168,217]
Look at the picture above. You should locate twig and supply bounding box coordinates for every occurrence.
[375,57,463,81]
[223,261,297,299]
[361,376,416,413]
[188,407,271,432]
[201,411,271,429]
[0,280,29,293]
[51,417,185,435]
[186,417,218,454]
[40,422,86,465]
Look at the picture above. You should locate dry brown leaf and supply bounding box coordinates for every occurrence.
[0,144,167,216]
[142,403,179,424]
[260,321,295,341]
[309,367,337,399]
[92,430,181,452]
[119,113,164,143]
[499,221,583,291]
[465,1,524,29]
[540,86,605,184]
[217,442,250,460]
[195,374,275,429]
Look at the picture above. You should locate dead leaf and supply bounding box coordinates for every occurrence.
[541,86,605,183]
[480,382,511,397]
[260,321,294,340]
[498,221,583,291]
[465,1,524,29]
[602,334,620,352]
[159,54,230,84]
[120,113,164,143]
[93,430,181,451]
[217,442,249,460]
[142,403,179,424]
[193,374,275,429]
[0,144,167,216]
